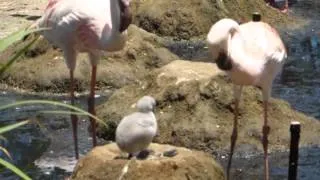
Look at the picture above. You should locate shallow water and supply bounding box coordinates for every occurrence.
[217,146,320,180]
[0,92,109,179]
[1,1,320,180]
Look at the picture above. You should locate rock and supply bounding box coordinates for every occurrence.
[71,143,225,180]
[96,60,320,154]
[0,25,178,93]
[131,0,291,39]
[0,0,47,38]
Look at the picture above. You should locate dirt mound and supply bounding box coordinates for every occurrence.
[96,60,320,154]
[132,0,291,40]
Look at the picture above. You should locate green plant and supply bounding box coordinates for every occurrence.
[0,27,48,76]
[0,120,33,180]
[0,101,106,180]
[0,27,45,180]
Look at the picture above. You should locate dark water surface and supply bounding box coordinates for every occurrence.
[1,1,320,180]
[0,92,109,179]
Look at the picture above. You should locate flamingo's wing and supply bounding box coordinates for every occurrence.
[37,0,113,50]
[239,22,287,62]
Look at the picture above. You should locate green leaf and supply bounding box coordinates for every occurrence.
[0,135,7,141]
[0,146,12,160]
[0,158,32,180]
[0,120,30,134]
[0,100,107,126]
[0,27,48,53]
[0,36,39,76]
[39,110,87,116]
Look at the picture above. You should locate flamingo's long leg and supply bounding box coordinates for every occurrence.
[227,98,239,180]
[227,85,242,180]
[262,101,270,180]
[88,65,97,147]
[70,69,79,159]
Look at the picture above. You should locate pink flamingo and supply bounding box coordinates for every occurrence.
[206,13,287,180]
[34,0,132,159]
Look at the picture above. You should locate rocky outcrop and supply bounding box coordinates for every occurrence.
[0,25,178,93]
[0,0,291,40]
[131,0,291,39]
[96,60,320,154]
[71,143,225,180]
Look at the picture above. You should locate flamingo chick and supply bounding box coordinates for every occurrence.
[116,96,157,159]
[206,16,287,180]
[35,0,132,159]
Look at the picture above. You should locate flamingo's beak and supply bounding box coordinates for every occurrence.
[119,0,132,33]
[215,51,232,71]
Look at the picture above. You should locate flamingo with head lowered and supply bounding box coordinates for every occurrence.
[206,13,287,180]
[33,0,132,159]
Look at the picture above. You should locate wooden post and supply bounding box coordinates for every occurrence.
[288,121,301,180]
[252,12,261,22]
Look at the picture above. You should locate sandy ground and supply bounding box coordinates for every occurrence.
[0,0,47,38]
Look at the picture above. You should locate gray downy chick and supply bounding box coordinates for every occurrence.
[116,96,157,158]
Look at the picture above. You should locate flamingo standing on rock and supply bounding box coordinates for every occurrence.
[206,13,287,180]
[33,0,132,159]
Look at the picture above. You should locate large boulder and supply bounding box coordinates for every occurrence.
[0,25,178,93]
[131,0,291,39]
[71,143,225,180]
[96,60,320,154]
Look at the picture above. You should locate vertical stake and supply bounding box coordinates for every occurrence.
[252,12,261,22]
[288,121,300,180]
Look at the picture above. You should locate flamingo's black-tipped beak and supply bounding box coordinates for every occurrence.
[119,0,132,33]
[216,52,232,71]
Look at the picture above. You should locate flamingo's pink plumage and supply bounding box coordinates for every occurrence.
[207,17,287,180]
[35,0,132,159]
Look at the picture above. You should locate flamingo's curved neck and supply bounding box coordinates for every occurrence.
[110,0,121,34]
[100,0,128,51]
[109,0,131,33]
[119,0,132,33]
